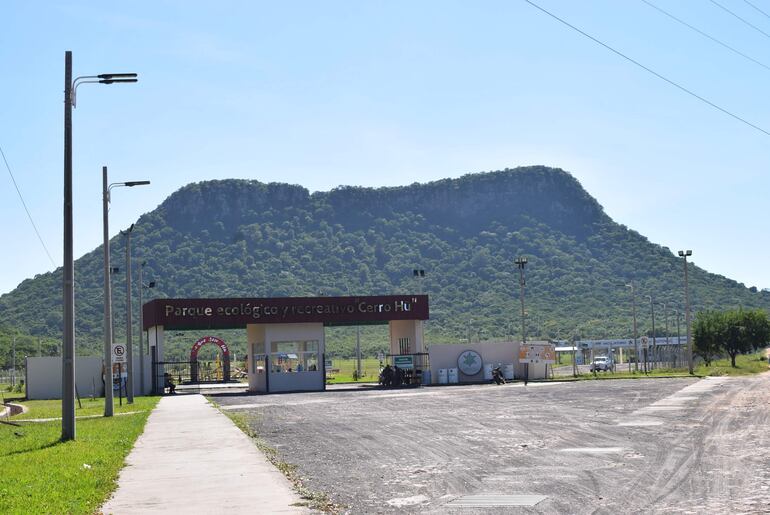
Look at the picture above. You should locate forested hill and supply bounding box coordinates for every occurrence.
[1,166,768,361]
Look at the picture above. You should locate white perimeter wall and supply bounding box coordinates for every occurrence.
[26,355,152,400]
[428,341,548,383]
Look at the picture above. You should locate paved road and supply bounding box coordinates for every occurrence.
[213,372,770,514]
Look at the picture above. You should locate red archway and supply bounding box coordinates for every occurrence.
[190,336,230,383]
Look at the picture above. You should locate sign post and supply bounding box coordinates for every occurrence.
[518,344,556,384]
[112,343,127,404]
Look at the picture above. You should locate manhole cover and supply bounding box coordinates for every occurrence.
[446,494,547,507]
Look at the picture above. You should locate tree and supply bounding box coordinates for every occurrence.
[721,309,770,367]
[692,311,724,367]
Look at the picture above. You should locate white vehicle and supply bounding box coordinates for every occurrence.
[590,356,614,372]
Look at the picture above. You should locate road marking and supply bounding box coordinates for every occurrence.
[618,377,731,426]
[386,494,430,507]
[618,419,663,426]
[446,494,547,507]
[638,405,686,412]
[559,447,624,453]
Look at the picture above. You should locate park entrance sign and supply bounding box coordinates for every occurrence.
[143,295,429,394]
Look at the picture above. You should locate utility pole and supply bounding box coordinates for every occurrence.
[678,250,694,374]
[648,296,656,371]
[122,224,135,403]
[103,167,115,417]
[675,309,682,367]
[663,302,671,366]
[627,283,639,372]
[11,334,16,387]
[62,50,76,441]
[138,262,154,396]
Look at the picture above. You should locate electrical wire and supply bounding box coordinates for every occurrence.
[523,0,770,138]
[743,0,770,20]
[709,0,770,40]
[0,144,57,268]
[641,0,770,72]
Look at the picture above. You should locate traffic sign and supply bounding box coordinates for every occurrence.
[112,343,127,363]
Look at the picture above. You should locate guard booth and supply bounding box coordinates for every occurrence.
[143,295,429,394]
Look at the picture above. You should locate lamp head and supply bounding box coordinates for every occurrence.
[97,73,138,79]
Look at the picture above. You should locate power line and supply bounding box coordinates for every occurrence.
[524,0,770,138]
[642,0,770,73]
[709,0,770,40]
[743,0,770,20]
[0,144,57,268]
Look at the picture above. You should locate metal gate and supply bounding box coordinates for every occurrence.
[152,360,199,395]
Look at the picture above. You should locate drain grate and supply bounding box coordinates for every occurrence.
[446,494,547,507]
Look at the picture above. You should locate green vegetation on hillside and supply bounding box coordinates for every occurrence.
[1,166,768,363]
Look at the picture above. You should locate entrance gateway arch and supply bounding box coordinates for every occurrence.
[142,295,429,394]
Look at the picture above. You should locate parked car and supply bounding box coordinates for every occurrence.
[590,356,614,372]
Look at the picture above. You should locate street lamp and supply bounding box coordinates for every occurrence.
[102,168,149,416]
[138,261,155,397]
[62,51,138,440]
[413,269,425,295]
[678,250,694,374]
[626,283,639,372]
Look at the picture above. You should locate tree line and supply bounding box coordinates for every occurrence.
[693,309,770,367]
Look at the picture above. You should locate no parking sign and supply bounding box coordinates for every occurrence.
[112,343,127,363]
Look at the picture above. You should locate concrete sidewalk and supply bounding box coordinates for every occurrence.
[101,394,310,514]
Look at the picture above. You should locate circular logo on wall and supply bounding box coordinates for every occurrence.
[458,350,483,376]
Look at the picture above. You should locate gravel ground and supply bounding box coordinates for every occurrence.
[212,372,770,514]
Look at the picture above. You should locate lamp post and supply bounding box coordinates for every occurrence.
[515,257,528,344]
[647,295,656,371]
[626,283,639,372]
[102,169,149,416]
[138,261,155,397]
[63,51,137,440]
[515,256,528,383]
[678,250,694,374]
[412,268,426,370]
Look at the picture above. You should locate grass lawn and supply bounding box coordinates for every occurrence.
[325,358,382,383]
[571,351,768,380]
[0,395,159,514]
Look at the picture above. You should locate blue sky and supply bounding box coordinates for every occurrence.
[2,0,769,295]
